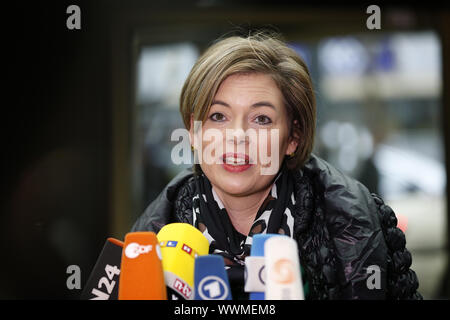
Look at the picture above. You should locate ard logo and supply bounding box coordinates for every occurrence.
[197,276,229,300]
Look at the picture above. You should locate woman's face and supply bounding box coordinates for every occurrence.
[190,72,298,197]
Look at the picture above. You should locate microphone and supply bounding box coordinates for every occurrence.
[118,232,167,300]
[244,234,282,300]
[264,236,304,300]
[194,255,232,300]
[80,238,123,300]
[157,223,209,300]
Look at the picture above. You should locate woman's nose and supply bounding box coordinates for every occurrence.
[226,119,248,145]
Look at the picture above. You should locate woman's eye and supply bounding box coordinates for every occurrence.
[209,112,226,122]
[254,115,272,125]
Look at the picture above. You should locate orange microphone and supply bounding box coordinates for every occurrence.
[118,232,167,300]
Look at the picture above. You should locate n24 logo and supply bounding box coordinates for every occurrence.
[90,264,120,300]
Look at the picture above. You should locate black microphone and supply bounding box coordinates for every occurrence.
[80,238,123,300]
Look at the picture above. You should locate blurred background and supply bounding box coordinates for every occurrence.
[1,0,449,299]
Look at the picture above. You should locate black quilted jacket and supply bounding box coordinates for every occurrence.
[131,154,422,300]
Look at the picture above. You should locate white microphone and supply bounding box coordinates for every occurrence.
[244,234,282,299]
[264,236,304,300]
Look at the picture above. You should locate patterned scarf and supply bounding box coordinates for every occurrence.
[191,162,297,298]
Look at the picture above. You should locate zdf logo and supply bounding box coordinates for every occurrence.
[125,242,153,259]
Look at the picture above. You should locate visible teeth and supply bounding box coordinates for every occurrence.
[224,157,247,165]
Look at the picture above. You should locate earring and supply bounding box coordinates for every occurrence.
[289,146,298,158]
[191,145,195,151]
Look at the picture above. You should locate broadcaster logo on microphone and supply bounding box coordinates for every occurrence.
[272,258,295,284]
[197,276,229,300]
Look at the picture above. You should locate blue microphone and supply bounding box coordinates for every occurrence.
[194,255,232,300]
[245,234,284,300]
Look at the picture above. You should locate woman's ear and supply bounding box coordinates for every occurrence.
[285,120,300,156]
[189,113,202,150]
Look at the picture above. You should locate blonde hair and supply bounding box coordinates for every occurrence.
[180,31,316,170]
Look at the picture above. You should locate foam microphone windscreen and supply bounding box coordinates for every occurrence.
[245,234,282,300]
[80,238,123,300]
[264,236,304,300]
[157,223,209,300]
[194,255,232,300]
[118,232,167,300]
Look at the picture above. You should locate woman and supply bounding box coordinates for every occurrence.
[132,31,422,300]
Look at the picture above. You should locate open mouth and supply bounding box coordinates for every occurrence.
[222,153,250,165]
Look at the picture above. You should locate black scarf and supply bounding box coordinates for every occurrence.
[192,162,296,298]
